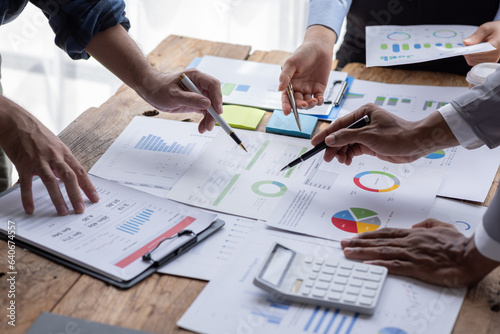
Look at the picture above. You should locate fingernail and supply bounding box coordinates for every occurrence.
[219,104,224,114]
[74,202,85,214]
[58,204,69,216]
[464,38,470,43]
[90,191,99,202]
[325,135,335,145]
[25,205,34,215]
[199,99,210,108]
[343,247,353,254]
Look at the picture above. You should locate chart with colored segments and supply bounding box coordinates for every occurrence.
[366,25,495,67]
[331,208,381,233]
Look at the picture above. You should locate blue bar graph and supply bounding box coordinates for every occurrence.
[392,44,400,52]
[117,209,154,235]
[303,307,359,334]
[414,43,421,49]
[134,135,197,155]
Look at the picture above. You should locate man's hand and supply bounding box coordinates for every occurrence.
[0,98,99,215]
[463,21,500,66]
[279,26,336,115]
[311,103,459,165]
[340,219,500,287]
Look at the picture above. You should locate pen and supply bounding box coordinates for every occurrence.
[280,115,370,171]
[180,73,247,152]
[286,82,302,131]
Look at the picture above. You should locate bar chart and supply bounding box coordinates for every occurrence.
[134,134,197,155]
[117,209,154,235]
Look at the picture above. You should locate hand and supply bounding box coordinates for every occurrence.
[311,103,459,165]
[0,98,99,215]
[463,21,500,66]
[340,219,500,287]
[137,68,223,134]
[279,26,336,115]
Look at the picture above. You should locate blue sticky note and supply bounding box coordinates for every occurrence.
[266,109,318,138]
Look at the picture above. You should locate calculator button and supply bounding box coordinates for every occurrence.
[337,269,351,277]
[354,264,369,272]
[305,279,315,288]
[322,267,335,275]
[304,257,313,264]
[312,289,327,298]
[343,294,357,303]
[334,277,348,285]
[370,267,385,275]
[301,287,311,296]
[330,284,345,292]
[362,289,376,297]
[346,287,361,295]
[324,259,338,267]
[327,292,342,300]
[349,279,363,287]
[315,282,329,290]
[340,262,354,270]
[314,258,324,265]
[352,272,381,282]
[312,264,322,272]
[359,297,374,306]
[309,273,318,280]
[364,282,379,290]
[318,274,333,283]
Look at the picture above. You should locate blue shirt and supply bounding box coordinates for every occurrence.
[307,0,352,42]
[0,0,130,59]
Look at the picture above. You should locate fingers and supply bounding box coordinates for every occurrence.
[178,69,221,113]
[412,218,454,229]
[19,175,34,215]
[65,157,99,204]
[463,25,489,46]
[281,91,292,115]
[278,62,295,92]
[38,165,69,215]
[343,246,414,262]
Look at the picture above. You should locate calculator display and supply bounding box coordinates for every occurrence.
[260,244,294,286]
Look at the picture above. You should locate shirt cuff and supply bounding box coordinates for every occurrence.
[438,103,484,149]
[475,222,500,262]
[307,0,351,42]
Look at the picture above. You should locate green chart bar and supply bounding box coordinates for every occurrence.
[375,96,386,106]
[222,83,237,96]
[402,98,411,103]
[285,147,308,178]
[381,44,388,50]
[246,140,270,170]
[445,43,453,49]
[387,98,398,106]
[424,43,431,48]
[402,44,409,50]
[213,174,240,206]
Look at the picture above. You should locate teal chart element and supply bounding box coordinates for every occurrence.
[251,181,288,197]
[378,327,408,334]
[425,150,445,159]
[387,32,411,41]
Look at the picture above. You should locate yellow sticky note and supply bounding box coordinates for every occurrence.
[218,105,266,130]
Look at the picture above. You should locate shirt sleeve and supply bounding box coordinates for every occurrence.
[449,68,500,149]
[475,191,500,262]
[30,0,131,60]
[307,0,352,42]
[437,103,484,149]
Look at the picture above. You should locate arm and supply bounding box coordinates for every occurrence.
[0,98,99,215]
[463,21,500,66]
[85,24,223,133]
[279,0,351,114]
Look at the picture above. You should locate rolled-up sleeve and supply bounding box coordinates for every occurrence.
[30,0,130,60]
[307,0,352,42]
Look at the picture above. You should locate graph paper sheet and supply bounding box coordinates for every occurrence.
[365,25,494,67]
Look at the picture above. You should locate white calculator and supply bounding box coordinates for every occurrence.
[253,243,388,315]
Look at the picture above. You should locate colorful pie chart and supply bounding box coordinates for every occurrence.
[332,208,381,233]
[354,171,400,192]
[425,150,445,159]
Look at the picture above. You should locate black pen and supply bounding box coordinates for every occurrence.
[280,115,370,171]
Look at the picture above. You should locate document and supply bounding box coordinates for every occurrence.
[266,155,444,241]
[90,117,218,197]
[338,79,500,202]
[178,226,468,334]
[195,55,347,115]
[0,176,217,283]
[366,25,495,67]
[168,129,443,222]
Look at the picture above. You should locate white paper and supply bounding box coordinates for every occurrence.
[158,213,265,280]
[196,55,347,115]
[338,80,500,202]
[90,117,218,197]
[266,155,444,241]
[0,176,217,282]
[366,25,495,67]
[178,228,467,334]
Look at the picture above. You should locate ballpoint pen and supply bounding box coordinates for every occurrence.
[286,82,302,131]
[280,115,370,171]
[180,73,247,152]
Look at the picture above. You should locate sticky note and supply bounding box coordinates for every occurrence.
[266,109,318,138]
[219,105,266,130]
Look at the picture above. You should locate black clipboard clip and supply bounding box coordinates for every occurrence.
[142,229,197,267]
[324,80,348,107]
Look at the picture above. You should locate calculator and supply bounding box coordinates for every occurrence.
[253,243,388,315]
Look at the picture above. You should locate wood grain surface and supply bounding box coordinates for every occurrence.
[0,36,498,334]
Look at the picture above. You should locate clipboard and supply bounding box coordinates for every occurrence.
[0,177,225,289]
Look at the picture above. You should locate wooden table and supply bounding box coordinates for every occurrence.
[1,36,499,334]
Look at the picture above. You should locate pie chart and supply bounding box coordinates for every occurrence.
[331,208,381,233]
[425,150,445,159]
[354,171,400,192]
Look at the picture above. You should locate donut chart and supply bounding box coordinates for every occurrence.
[433,30,457,38]
[251,181,287,197]
[354,171,400,192]
[425,150,445,159]
[331,208,381,233]
[387,32,411,41]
